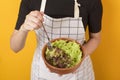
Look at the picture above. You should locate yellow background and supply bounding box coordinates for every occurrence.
[0,0,120,80]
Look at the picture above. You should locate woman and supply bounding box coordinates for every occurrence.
[10,0,103,80]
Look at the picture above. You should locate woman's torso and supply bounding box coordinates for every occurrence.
[27,0,94,30]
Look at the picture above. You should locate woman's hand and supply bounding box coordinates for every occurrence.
[20,10,44,32]
[10,10,44,52]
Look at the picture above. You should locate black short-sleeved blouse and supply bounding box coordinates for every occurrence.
[15,0,103,33]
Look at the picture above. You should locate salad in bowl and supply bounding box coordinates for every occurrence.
[42,38,84,74]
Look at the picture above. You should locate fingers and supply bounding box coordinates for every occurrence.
[80,45,88,57]
[30,10,44,22]
[25,15,42,29]
[24,20,39,30]
[22,10,44,31]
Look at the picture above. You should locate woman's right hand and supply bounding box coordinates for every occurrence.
[20,10,44,32]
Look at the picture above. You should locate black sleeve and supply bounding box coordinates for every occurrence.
[15,0,31,30]
[88,0,103,33]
